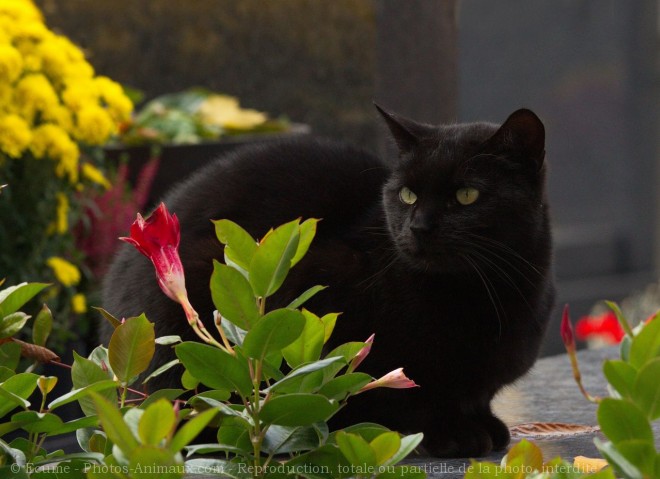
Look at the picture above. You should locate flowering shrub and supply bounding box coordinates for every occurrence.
[0,0,132,346]
[0,208,424,478]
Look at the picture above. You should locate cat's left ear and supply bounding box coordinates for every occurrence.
[487,109,545,170]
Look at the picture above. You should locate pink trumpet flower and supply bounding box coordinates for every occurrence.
[358,368,419,394]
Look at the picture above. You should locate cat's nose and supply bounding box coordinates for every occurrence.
[409,220,434,237]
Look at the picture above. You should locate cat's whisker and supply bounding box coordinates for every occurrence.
[459,253,505,339]
[462,232,543,276]
[460,239,537,289]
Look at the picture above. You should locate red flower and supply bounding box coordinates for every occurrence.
[575,311,624,345]
[120,203,187,303]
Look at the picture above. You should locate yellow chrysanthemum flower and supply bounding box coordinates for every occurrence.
[39,35,93,83]
[46,256,81,287]
[74,105,116,145]
[96,76,133,122]
[81,162,111,189]
[0,114,32,158]
[15,73,59,124]
[30,123,80,183]
[54,192,68,234]
[62,78,99,112]
[42,104,73,132]
[0,1,42,25]
[0,43,23,83]
[71,293,87,314]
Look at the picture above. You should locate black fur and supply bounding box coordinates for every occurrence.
[102,107,555,457]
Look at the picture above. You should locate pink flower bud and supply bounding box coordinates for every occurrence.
[120,203,188,304]
[358,367,419,393]
[348,333,375,372]
[560,304,575,353]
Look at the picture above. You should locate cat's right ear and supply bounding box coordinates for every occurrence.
[374,103,428,154]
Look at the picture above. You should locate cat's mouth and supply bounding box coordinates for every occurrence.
[398,237,465,272]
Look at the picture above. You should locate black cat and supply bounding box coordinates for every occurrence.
[102,106,555,457]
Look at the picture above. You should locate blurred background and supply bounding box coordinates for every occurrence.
[34,0,659,355]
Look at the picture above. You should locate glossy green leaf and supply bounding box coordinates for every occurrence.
[139,388,185,409]
[283,444,351,479]
[32,304,52,347]
[291,218,319,267]
[333,423,391,443]
[184,458,248,478]
[632,357,660,419]
[169,408,218,452]
[48,380,118,411]
[336,431,377,468]
[629,316,660,368]
[216,416,253,456]
[287,285,327,310]
[260,393,338,426]
[242,309,305,361]
[189,394,247,419]
[10,411,62,434]
[108,314,155,384]
[47,415,99,436]
[595,438,643,479]
[155,335,182,345]
[213,219,258,271]
[138,398,176,446]
[181,368,200,390]
[605,301,634,337]
[603,359,636,399]
[615,439,657,477]
[211,260,259,330]
[382,433,424,467]
[88,346,113,375]
[597,398,654,444]
[262,423,328,455]
[370,431,400,465]
[321,312,339,344]
[142,359,181,385]
[249,220,300,297]
[0,282,49,318]
[175,342,252,396]
[0,373,39,418]
[0,366,14,382]
[0,312,30,340]
[72,351,116,417]
[282,309,325,367]
[221,321,247,346]
[318,373,372,401]
[90,391,139,453]
[92,306,121,329]
[269,356,345,394]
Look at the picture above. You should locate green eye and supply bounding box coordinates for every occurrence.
[399,187,417,205]
[456,187,479,205]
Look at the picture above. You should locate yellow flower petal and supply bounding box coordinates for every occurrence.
[46,256,81,287]
[573,456,608,473]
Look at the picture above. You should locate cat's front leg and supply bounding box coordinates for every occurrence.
[422,405,509,458]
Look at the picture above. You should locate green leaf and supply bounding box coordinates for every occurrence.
[318,373,372,401]
[92,306,121,329]
[603,359,636,399]
[370,432,400,465]
[595,438,644,479]
[0,373,39,418]
[184,458,250,479]
[336,431,377,468]
[10,411,63,434]
[221,321,247,346]
[282,309,325,367]
[211,260,259,330]
[261,423,327,455]
[216,416,253,456]
[142,359,181,384]
[249,220,300,297]
[190,394,247,419]
[0,283,49,318]
[268,356,345,394]
[332,423,391,443]
[0,342,21,371]
[48,379,118,411]
[155,335,182,345]
[632,357,660,419]
[382,433,424,467]
[504,438,544,471]
[88,346,113,375]
[138,398,176,446]
[90,391,139,453]
[377,465,426,479]
[283,444,351,479]
[0,366,14,382]
[128,445,182,479]
[139,388,185,409]
[175,342,252,396]
[615,439,657,477]
[629,316,660,368]
[260,393,338,426]
[287,285,327,310]
[291,218,319,267]
[605,301,634,337]
[242,309,305,361]
[0,312,30,340]
[321,313,339,344]
[213,219,258,271]
[32,305,52,347]
[72,351,116,417]
[108,314,155,384]
[169,408,218,452]
[597,398,654,444]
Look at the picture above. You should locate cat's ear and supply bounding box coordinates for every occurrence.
[374,103,429,154]
[487,109,545,170]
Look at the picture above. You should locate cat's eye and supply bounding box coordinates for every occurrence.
[456,187,480,205]
[399,187,417,205]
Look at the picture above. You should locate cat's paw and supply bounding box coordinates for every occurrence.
[423,414,510,458]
